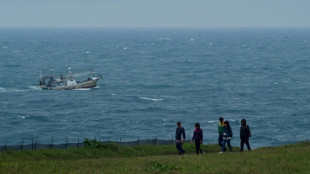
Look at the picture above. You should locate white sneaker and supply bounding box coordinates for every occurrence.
[218,151,222,154]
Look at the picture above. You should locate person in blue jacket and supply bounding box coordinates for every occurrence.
[175,121,186,155]
[219,120,233,153]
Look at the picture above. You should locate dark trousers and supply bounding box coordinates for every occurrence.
[218,134,223,147]
[218,135,226,151]
[176,141,185,154]
[195,140,203,154]
[240,138,251,151]
[222,139,232,152]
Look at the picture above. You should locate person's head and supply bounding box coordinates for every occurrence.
[195,122,200,129]
[241,119,246,126]
[219,117,224,123]
[177,121,181,128]
[224,120,230,128]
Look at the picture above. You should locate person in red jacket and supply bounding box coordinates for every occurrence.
[192,122,204,155]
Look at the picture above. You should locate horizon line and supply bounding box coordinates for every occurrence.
[1,26,310,30]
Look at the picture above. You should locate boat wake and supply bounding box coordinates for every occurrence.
[0,87,32,93]
[28,86,40,90]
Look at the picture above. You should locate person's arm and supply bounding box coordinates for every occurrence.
[227,128,232,137]
[201,129,203,143]
[218,123,222,134]
[246,125,250,137]
[240,127,242,140]
[182,128,186,142]
[175,128,177,140]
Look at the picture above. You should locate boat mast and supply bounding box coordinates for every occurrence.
[68,67,73,80]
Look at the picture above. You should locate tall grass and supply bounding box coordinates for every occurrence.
[0,142,309,174]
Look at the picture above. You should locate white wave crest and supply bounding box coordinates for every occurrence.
[159,37,171,41]
[0,87,6,92]
[140,97,163,102]
[17,115,27,119]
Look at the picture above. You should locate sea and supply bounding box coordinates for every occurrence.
[0,27,310,148]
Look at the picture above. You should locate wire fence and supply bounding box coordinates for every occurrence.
[1,135,309,152]
[0,137,177,152]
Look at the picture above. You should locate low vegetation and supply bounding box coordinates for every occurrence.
[0,141,309,174]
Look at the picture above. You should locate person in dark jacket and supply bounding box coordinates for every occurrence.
[240,118,251,151]
[176,121,186,155]
[219,120,233,153]
[192,122,203,155]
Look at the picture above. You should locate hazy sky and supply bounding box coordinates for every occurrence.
[0,0,309,28]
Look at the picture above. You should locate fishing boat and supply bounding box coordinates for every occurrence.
[38,67,102,90]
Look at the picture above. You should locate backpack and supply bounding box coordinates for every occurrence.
[247,125,252,137]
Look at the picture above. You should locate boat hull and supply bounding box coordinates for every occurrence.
[39,79,99,90]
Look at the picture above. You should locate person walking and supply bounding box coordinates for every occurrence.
[218,117,226,151]
[240,118,251,151]
[219,120,233,153]
[192,122,203,155]
[175,121,186,155]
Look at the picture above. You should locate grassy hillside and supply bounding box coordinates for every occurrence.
[0,142,309,174]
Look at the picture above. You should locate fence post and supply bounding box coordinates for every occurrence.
[66,137,69,149]
[188,134,189,142]
[51,137,53,149]
[137,136,140,146]
[4,140,7,151]
[35,138,37,150]
[32,138,34,150]
[77,138,79,147]
[21,138,24,151]
[155,136,157,145]
[109,137,110,142]
[120,137,121,145]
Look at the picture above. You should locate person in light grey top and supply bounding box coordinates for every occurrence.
[219,120,233,153]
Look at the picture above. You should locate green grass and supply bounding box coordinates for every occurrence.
[0,142,309,174]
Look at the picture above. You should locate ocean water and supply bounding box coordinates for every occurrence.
[0,28,310,148]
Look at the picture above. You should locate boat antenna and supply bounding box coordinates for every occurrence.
[39,72,42,80]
